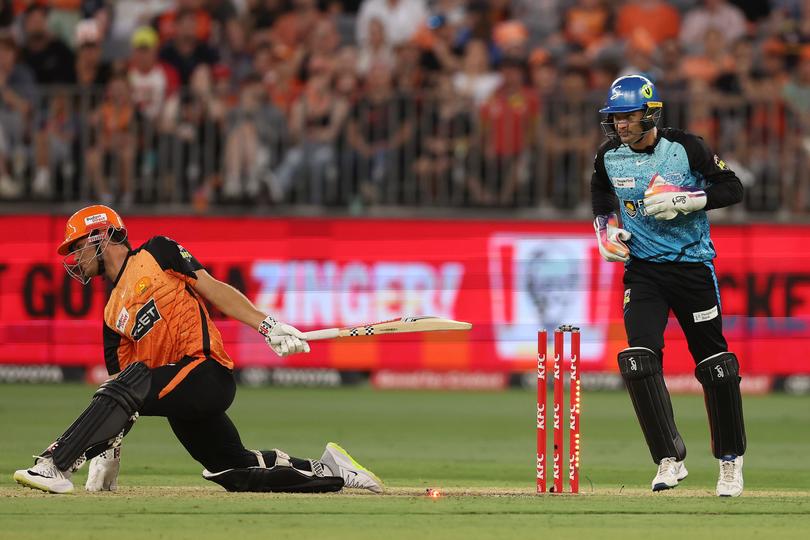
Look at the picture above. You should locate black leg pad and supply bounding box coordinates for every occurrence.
[695,352,746,458]
[49,362,151,470]
[618,347,686,463]
[203,466,345,493]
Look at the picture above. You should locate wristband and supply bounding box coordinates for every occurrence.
[258,316,278,338]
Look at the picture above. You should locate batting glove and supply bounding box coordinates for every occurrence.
[594,213,631,263]
[85,447,120,492]
[258,316,311,357]
[643,174,707,221]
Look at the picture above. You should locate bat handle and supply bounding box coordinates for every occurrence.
[301,328,340,341]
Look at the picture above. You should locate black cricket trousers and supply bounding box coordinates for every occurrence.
[623,258,728,363]
[138,357,258,472]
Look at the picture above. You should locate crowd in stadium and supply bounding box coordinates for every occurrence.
[0,0,808,215]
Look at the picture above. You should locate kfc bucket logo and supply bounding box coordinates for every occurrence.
[488,234,616,362]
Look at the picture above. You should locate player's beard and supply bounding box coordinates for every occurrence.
[64,240,105,284]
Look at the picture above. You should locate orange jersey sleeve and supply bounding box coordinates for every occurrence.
[102,236,232,374]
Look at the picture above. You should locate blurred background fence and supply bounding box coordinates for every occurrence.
[0,85,803,217]
[1,0,809,219]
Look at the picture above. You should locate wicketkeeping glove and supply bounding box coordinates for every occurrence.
[643,174,707,221]
[85,447,120,492]
[258,316,311,357]
[594,213,631,263]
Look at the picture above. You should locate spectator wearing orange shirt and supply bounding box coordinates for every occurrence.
[561,0,613,58]
[493,19,529,61]
[84,75,138,206]
[474,56,538,206]
[155,0,212,44]
[616,0,681,46]
[681,27,734,87]
[271,0,325,51]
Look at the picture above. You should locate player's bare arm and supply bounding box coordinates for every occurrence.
[192,269,266,330]
[192,268,309,357]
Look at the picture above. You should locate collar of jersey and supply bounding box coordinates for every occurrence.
[112,251,134,287]
[626,129,661,155]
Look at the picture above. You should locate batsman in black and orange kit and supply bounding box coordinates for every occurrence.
[13,205,383,494]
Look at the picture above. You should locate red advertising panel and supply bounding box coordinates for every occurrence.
[1,215,809,375]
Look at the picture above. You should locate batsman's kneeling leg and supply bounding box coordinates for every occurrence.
[202,449,344,493]
[618,347,687,463]
[695,352,746,458]
[49,362,150,471]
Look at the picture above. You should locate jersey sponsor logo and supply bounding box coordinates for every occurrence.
[635,158,650,166]
[83,213,107,226]
[693,305,718,323]
[611,177,635,188]
[714,154,727,170]
[132,299,162,341]
[115,307,130,333]
[622,199,639,217]
[135,276,151,296]
[623,199,649,217]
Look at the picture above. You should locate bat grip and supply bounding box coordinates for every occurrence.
[301,328,340,341]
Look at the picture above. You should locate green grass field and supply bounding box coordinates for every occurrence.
[1,384,809,539]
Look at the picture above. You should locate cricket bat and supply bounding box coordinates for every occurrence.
[301,316,472,341]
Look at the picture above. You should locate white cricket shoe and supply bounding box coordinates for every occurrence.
[320,442,383,494]
[716,455,744,497]
[651,457,688,491]
[13,456,74,494]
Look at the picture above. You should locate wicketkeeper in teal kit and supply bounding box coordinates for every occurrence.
[591,75,747,496]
